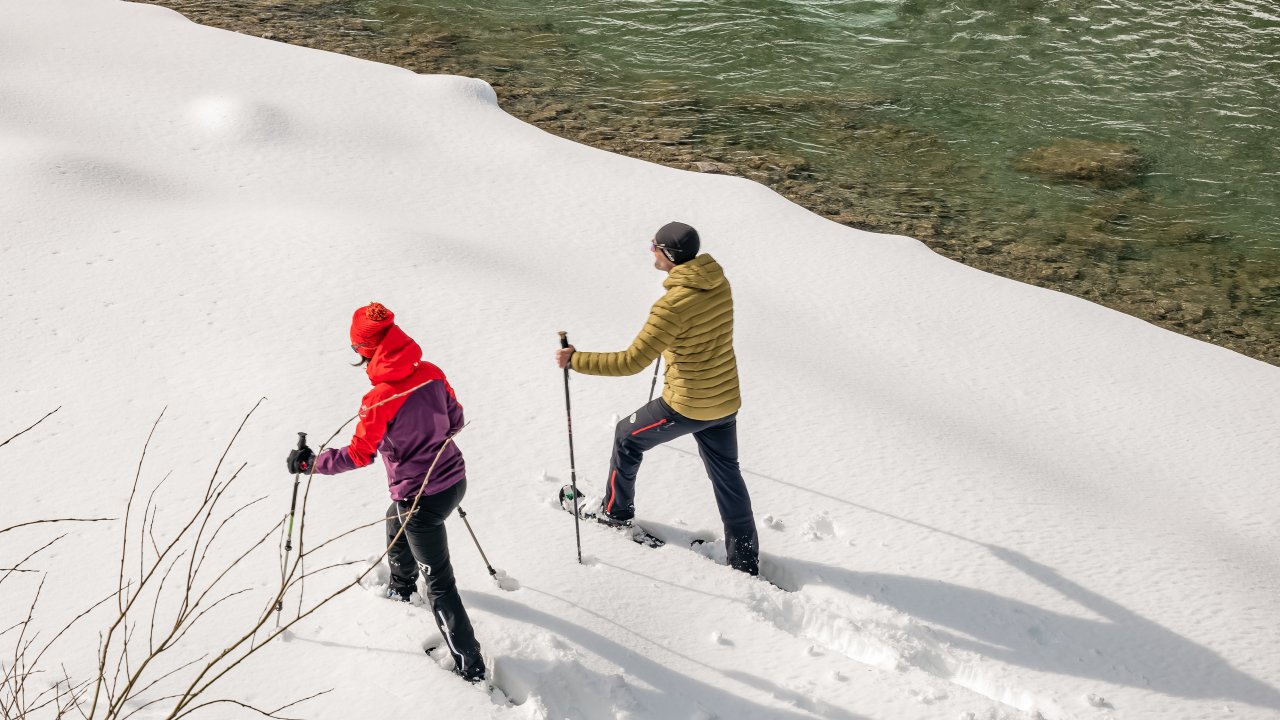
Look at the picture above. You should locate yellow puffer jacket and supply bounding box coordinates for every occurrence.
[572,253,741,421]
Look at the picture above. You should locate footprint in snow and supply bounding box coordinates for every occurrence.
[800,513,838,542]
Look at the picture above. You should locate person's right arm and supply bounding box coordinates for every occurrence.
[570,300,679,377]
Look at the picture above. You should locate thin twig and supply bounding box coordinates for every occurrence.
[10,575,47,712]
[122,654,204,717]
[178,475,230,617]
[118,408,166,614]
[104,402,265,719]
[0,407,60,449]
[23,587,119,695]
[271,689,333,715]
[116,692,184,720]
[167,589,252,648]
[0,518,113,538]
[189,495,266,593]
[173,697,307,720]
[149,549,191,654]
[283,560,365,592]
[187,507,279,624]
[203,398,266,504]
[1,534,64,590]
[142,470,175,582]
[300,514,396,558]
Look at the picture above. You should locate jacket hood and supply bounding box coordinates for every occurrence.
[366,324,422,384]
[664,253,725,292]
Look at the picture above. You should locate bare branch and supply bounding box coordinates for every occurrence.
[9,575,47,711]
[174,697,307,720]
[203,398,266,504]
[271,689,334,715]
[149,549,191,653]
[142,470,175,583]
[196,495,266,567]
[103,401,265,718]
[22,680,71,716]
[283,560,365,592]
[116,692,185,720]
[300,514,395,558]
[125,655,205,711]
[197,518,283,627]
[190,493,266,595]
[119,408,167,615]
[1,533,67,588]
[0,518,113,538]
[0,406,60,449]
[23,587,119,692]
[57,664,91,720]
[168,589,252,648]
[7,399,460,720]
[181,469,244,617]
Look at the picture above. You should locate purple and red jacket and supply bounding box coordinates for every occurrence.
[313,324,465,501]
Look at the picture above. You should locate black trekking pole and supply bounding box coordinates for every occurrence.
[559,331,583,564]
[455,506,497,579]
[648,357,661,402]
[277,431,306,619]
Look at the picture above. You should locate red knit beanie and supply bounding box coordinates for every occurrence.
[350,302,395,357]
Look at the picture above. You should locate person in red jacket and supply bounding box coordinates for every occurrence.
[288,302,484,682]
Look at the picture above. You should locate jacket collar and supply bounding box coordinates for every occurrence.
[664,253,724,291]
[366,324,422,384]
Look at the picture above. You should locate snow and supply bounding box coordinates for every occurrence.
[2,0,1279,718]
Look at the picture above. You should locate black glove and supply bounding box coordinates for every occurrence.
[287,444,315,474]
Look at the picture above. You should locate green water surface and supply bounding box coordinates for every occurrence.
[367,0,1279,302]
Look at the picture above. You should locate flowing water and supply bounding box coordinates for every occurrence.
[147,0,1280,362]
[370,0,1280,242]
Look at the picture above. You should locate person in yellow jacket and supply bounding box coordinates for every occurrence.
[555,221,759,575]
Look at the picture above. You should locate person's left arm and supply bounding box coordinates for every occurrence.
[313,391,393,474]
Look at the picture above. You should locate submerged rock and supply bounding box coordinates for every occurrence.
[1016,138,1148,189]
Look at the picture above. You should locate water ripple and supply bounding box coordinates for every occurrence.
[376,0,1279,254]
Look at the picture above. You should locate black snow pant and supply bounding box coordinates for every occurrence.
[602,398,759,575]
[385,478,485,681]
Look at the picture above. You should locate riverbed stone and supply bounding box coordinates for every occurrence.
[1016,139,1149,189]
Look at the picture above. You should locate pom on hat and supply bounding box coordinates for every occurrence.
[350,302,395,357]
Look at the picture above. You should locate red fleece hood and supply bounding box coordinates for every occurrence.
[366,324,422,384]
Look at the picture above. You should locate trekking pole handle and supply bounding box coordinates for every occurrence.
[296,431,308,450]
[558,330,569,349]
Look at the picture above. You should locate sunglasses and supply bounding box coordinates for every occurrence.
[650,240,675,261]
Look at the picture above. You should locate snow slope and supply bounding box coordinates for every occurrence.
[2,1,1278,718]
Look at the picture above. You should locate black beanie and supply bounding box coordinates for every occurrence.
[654,221,700,264]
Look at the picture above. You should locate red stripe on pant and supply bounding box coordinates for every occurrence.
[630,418,667,436]
[606,468,618,514]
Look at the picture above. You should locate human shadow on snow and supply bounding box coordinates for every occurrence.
[657,446,1280,712]
[470,588,866,720]
[785,548,1280,711]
